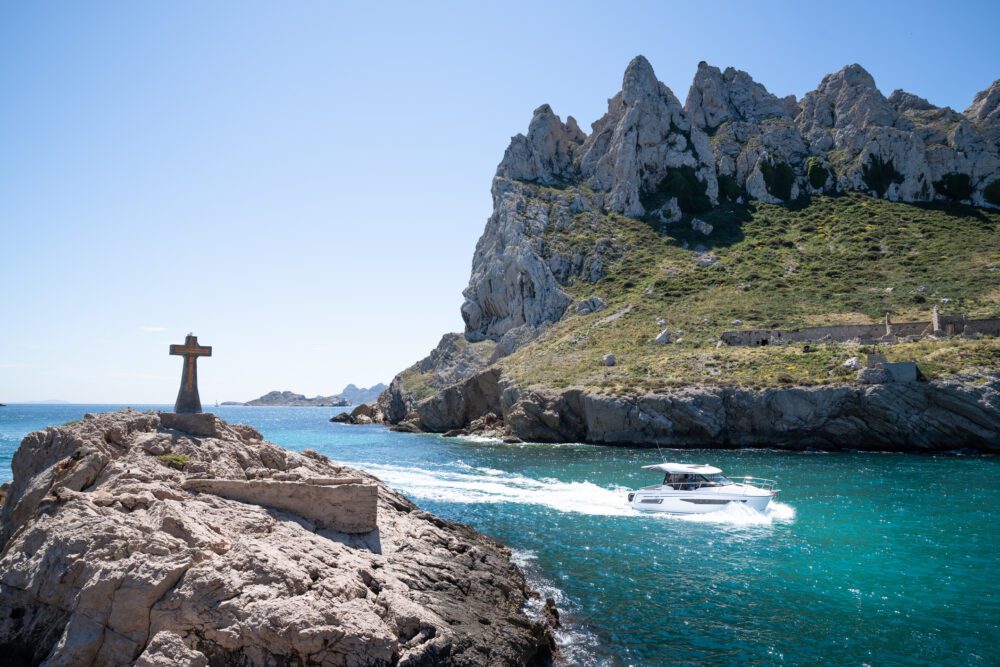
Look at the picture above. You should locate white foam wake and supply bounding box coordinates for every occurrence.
[659,499,797,526]
[357,461,795,525]
[358,461,635,516]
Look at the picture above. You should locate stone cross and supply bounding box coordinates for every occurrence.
[169,334,212,413]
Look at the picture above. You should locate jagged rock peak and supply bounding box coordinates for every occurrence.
[621,54,662,104]
[966,79,1000,123]
[496,102,584,185]
[798,63,900,131]
[577,54,717,217]
[684,61,791,130]
[888,89,935,113]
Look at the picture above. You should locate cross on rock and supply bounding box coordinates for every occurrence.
[169,334,212,413]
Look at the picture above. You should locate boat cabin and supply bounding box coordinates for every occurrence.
[641,463,734,491]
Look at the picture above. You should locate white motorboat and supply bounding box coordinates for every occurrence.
[627,462,778,514]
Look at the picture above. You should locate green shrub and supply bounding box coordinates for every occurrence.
[807,156,830,189]
[640,166,712,214]
[982,179,1000,206]
[718,174,741,202]
[157,453,190,470]
[760,158,795,201]
[861,154,904,197]
[933,172,973,202]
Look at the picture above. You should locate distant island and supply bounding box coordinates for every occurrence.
[338,383,388,405]
[223,383,387,407]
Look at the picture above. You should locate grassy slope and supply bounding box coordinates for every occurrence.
[499,192,1000,393]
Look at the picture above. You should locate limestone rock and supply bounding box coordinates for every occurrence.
[654,329,671,345]
[601,354,617,367]
[685,61,791,130]
[576,295,608,315]
[842,356,863,371]
[966,79,1000,124]
[685,62,810,201]
[461,179,574,341]
[577,55,718,217]
[690,218,713,235]
[0,410,553,666]
[496,104,584,185]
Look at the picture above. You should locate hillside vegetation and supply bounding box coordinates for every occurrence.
[498,193,1000,392]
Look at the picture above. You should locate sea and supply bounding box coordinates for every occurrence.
[1,404,998,666]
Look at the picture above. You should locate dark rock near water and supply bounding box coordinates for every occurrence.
[402,369,1000,452]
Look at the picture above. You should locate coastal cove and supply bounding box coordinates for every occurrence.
[3,404,998,665]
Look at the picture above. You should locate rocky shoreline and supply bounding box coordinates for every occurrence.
[357,370,1000,452]
[0,410,554,665]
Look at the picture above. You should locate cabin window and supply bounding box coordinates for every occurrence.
[701,473,733,487]
[664,474,698,490]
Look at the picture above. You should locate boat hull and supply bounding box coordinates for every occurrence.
[628,488,775,514]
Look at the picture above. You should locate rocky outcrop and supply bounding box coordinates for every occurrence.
[460,180,576,342]
[577,55,718,218]
[685,62,810,203]
[403,369,999,452]
[415,368,505,434]
[0,410,553,666]
[496,104,584,186]
[795,64,1000,205]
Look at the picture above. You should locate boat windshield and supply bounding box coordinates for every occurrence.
[699,473,733,486]
[661,472,733,489]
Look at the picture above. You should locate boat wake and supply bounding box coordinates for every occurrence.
[357,461,635,516]
[357,461,795,525]
[659,499,797,526]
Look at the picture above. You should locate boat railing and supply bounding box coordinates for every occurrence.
[730,476,778,491]
[641,478,778,492]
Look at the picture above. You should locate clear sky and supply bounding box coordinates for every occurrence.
[2,0,998,403]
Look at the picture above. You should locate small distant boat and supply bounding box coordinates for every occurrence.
[627,463,778,514]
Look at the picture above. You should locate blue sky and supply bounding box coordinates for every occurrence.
[1,0,998,403]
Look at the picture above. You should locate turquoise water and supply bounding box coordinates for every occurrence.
[2,404,998,665]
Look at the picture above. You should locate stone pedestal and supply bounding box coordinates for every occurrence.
[158,412,217,437]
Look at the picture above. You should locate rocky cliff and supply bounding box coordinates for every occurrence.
[461,56,1000,346]
[411,369,1000,452]
[371,56,1000,450]
[0,410,552,665]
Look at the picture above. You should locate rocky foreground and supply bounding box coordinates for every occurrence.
[0,410,553,666]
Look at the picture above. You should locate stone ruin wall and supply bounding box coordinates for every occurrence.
[721,315,1000,347]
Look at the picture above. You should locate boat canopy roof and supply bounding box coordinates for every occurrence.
[641,462,722,475]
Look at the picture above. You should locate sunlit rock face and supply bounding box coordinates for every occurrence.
[459,55,999,345]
